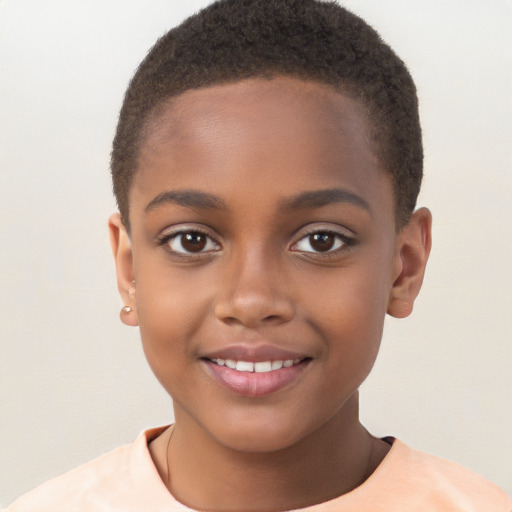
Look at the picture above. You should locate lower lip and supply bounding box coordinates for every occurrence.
[203,360,310,397]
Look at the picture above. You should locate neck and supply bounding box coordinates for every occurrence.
[150,393,389,511]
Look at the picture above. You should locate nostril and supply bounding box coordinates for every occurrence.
[222,316,240,326]
[214,289,295,327]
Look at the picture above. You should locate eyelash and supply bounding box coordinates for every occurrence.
[156,229,220,257]
[156,227,355,257]
[291,229,355,257]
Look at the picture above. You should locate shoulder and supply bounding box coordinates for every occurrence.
[6,426,182,512]
[372,439,512,511]
[6,443,131,512]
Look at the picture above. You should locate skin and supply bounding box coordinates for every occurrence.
[109,76,432,511]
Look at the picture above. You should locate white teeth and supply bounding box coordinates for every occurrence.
[235,361,254,372]
[212,358,303,373]
[271,360,283,370]
[254,361,272,373]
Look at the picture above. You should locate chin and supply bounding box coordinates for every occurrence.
[206,410,319,454]
[218,430,302,454]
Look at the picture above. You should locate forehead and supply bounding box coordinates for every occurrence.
[140,77,374,172]
[132,76,393,224]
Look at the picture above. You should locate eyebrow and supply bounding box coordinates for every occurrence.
[145,190,227,212]
[280,188,370,212]
[145,187,370,214]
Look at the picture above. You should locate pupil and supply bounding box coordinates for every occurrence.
[182,232,206,252]
[310,233,334,252]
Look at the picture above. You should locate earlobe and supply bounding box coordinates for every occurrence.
[387,207,432,319]
[108,213,138,327]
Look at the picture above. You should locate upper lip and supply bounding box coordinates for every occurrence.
[201,344,310,363]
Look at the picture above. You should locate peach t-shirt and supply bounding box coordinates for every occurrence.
[7,426,511,511]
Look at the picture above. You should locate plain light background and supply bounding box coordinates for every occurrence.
[1,0,511,506]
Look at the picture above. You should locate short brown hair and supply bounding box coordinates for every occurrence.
[111,0,422,229]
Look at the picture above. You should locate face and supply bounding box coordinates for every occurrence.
[111,77,429,453]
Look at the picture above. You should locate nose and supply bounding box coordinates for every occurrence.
[214,249,295,328]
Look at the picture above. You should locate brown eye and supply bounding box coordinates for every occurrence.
[293,230,349,254]
[181,232,207,252]
[165,231,220,254]
[309,233,335,252]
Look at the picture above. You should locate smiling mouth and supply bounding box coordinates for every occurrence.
[202,356,312,397]
[206,357,305,373]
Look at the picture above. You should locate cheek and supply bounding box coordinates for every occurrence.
[136,261,211,332]
[134,273,210,379]
[303,267,390,373]
[304,264,390,328]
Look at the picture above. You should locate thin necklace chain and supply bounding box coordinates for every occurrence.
[165,424,175,488]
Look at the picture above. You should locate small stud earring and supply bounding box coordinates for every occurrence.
[119,305,138,326]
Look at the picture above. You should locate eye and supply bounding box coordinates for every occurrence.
[162,230,220,254]
[292,231,351,253]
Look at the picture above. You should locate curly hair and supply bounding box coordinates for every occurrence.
[111,0,422,229]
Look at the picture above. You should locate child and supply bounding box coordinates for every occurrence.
[6,0,511,510]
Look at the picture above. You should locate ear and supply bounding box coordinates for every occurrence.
[108,213,138,326]
[387,207,432,319]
